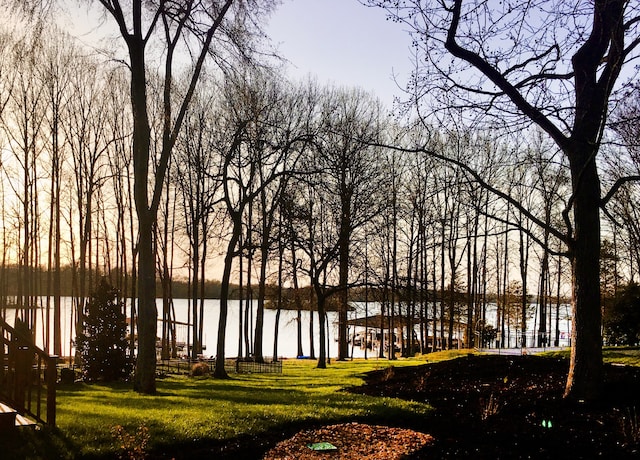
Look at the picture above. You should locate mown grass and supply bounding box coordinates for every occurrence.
[3,357,434,459]
[541,346,640,366]
[7,348,636,459]
[602,347,640,366]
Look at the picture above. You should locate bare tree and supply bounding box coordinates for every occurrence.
[212,70,311,376]
[294,176,339,368]
[604,86,640,280]
[315,86,386,360]
[368,0,640,401]
[103,67,135,343]
[42,29,76,356]
[252,76,314,363]
[403,140,439,354]
[173,83,221,359]
[1,29,46,326]
[64,55,112,356]
[87,0,274,393]
[0,29,16,332]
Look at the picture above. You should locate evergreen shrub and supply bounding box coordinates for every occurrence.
[77,278,131,381]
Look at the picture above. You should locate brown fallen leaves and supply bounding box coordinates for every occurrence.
[262,422,433,460]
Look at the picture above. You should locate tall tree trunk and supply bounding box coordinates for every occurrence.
[128,169,138,365]
[291,244,304,358]
[390,196,398,359]
[554,257,562,347]
[199,231,206,354]
[308,288,316,359]
[315,292,327,369]
[406,225,415,357]
[53,171,61,356]
[501,207,510,348]
[237,232,244,359]
[135,212,157,393]
[431,235,438,352]
[564,146,602,399]
[190,212,200,360]
[129,35,157,394]
[364,236,370,359]
[439,219,446,350]
[467,207,479,348]
[337,197,351,361]
[273,225,284,362]
[518,218,529,348]
[254,194,271,363]
[244,206,253,358]
[538,201,552,347]
[214,217,241,379]
[160,175,172,361]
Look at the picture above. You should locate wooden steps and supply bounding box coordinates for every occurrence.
[0,402,37,430]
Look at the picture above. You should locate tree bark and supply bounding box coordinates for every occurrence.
[134,212,157,393]
[214,220,240,379]
[337,196,351,360]
[564,144,602,399]
[128,32,157,394]
[315,291,327,369]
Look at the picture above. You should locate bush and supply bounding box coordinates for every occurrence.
[604,283,640,346]
[191,362,210,377]
[60,367,77,384]
[77,278,131,382]
[111,424,150,460]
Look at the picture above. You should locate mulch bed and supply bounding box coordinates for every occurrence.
[262,422,433,459]
[348,354,640,459]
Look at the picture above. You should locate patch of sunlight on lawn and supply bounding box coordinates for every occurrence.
[603,347,640,366]
[56,358,432,457]
[541,347,640,367]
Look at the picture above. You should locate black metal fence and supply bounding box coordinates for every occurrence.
[157,357,283,376]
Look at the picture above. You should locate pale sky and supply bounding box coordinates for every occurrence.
[265,0,415,109]
[60,0,414,108]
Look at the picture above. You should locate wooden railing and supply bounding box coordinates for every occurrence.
[0,317,57,426]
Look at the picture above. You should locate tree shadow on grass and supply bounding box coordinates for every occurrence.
[1,426,76,460]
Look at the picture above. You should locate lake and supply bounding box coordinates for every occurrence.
[2,297,572,359]
[3,297,342,360]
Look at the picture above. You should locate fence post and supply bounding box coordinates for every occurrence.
[47,356,58,426]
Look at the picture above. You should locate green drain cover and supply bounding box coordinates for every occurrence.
[307,442,337,451]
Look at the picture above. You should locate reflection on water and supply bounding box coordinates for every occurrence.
[3,297,339,359]
[2,298,571,359]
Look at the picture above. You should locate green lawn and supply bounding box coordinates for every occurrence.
[541,346,640,366]
[6,348,637,459]
[3,357,435,459]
